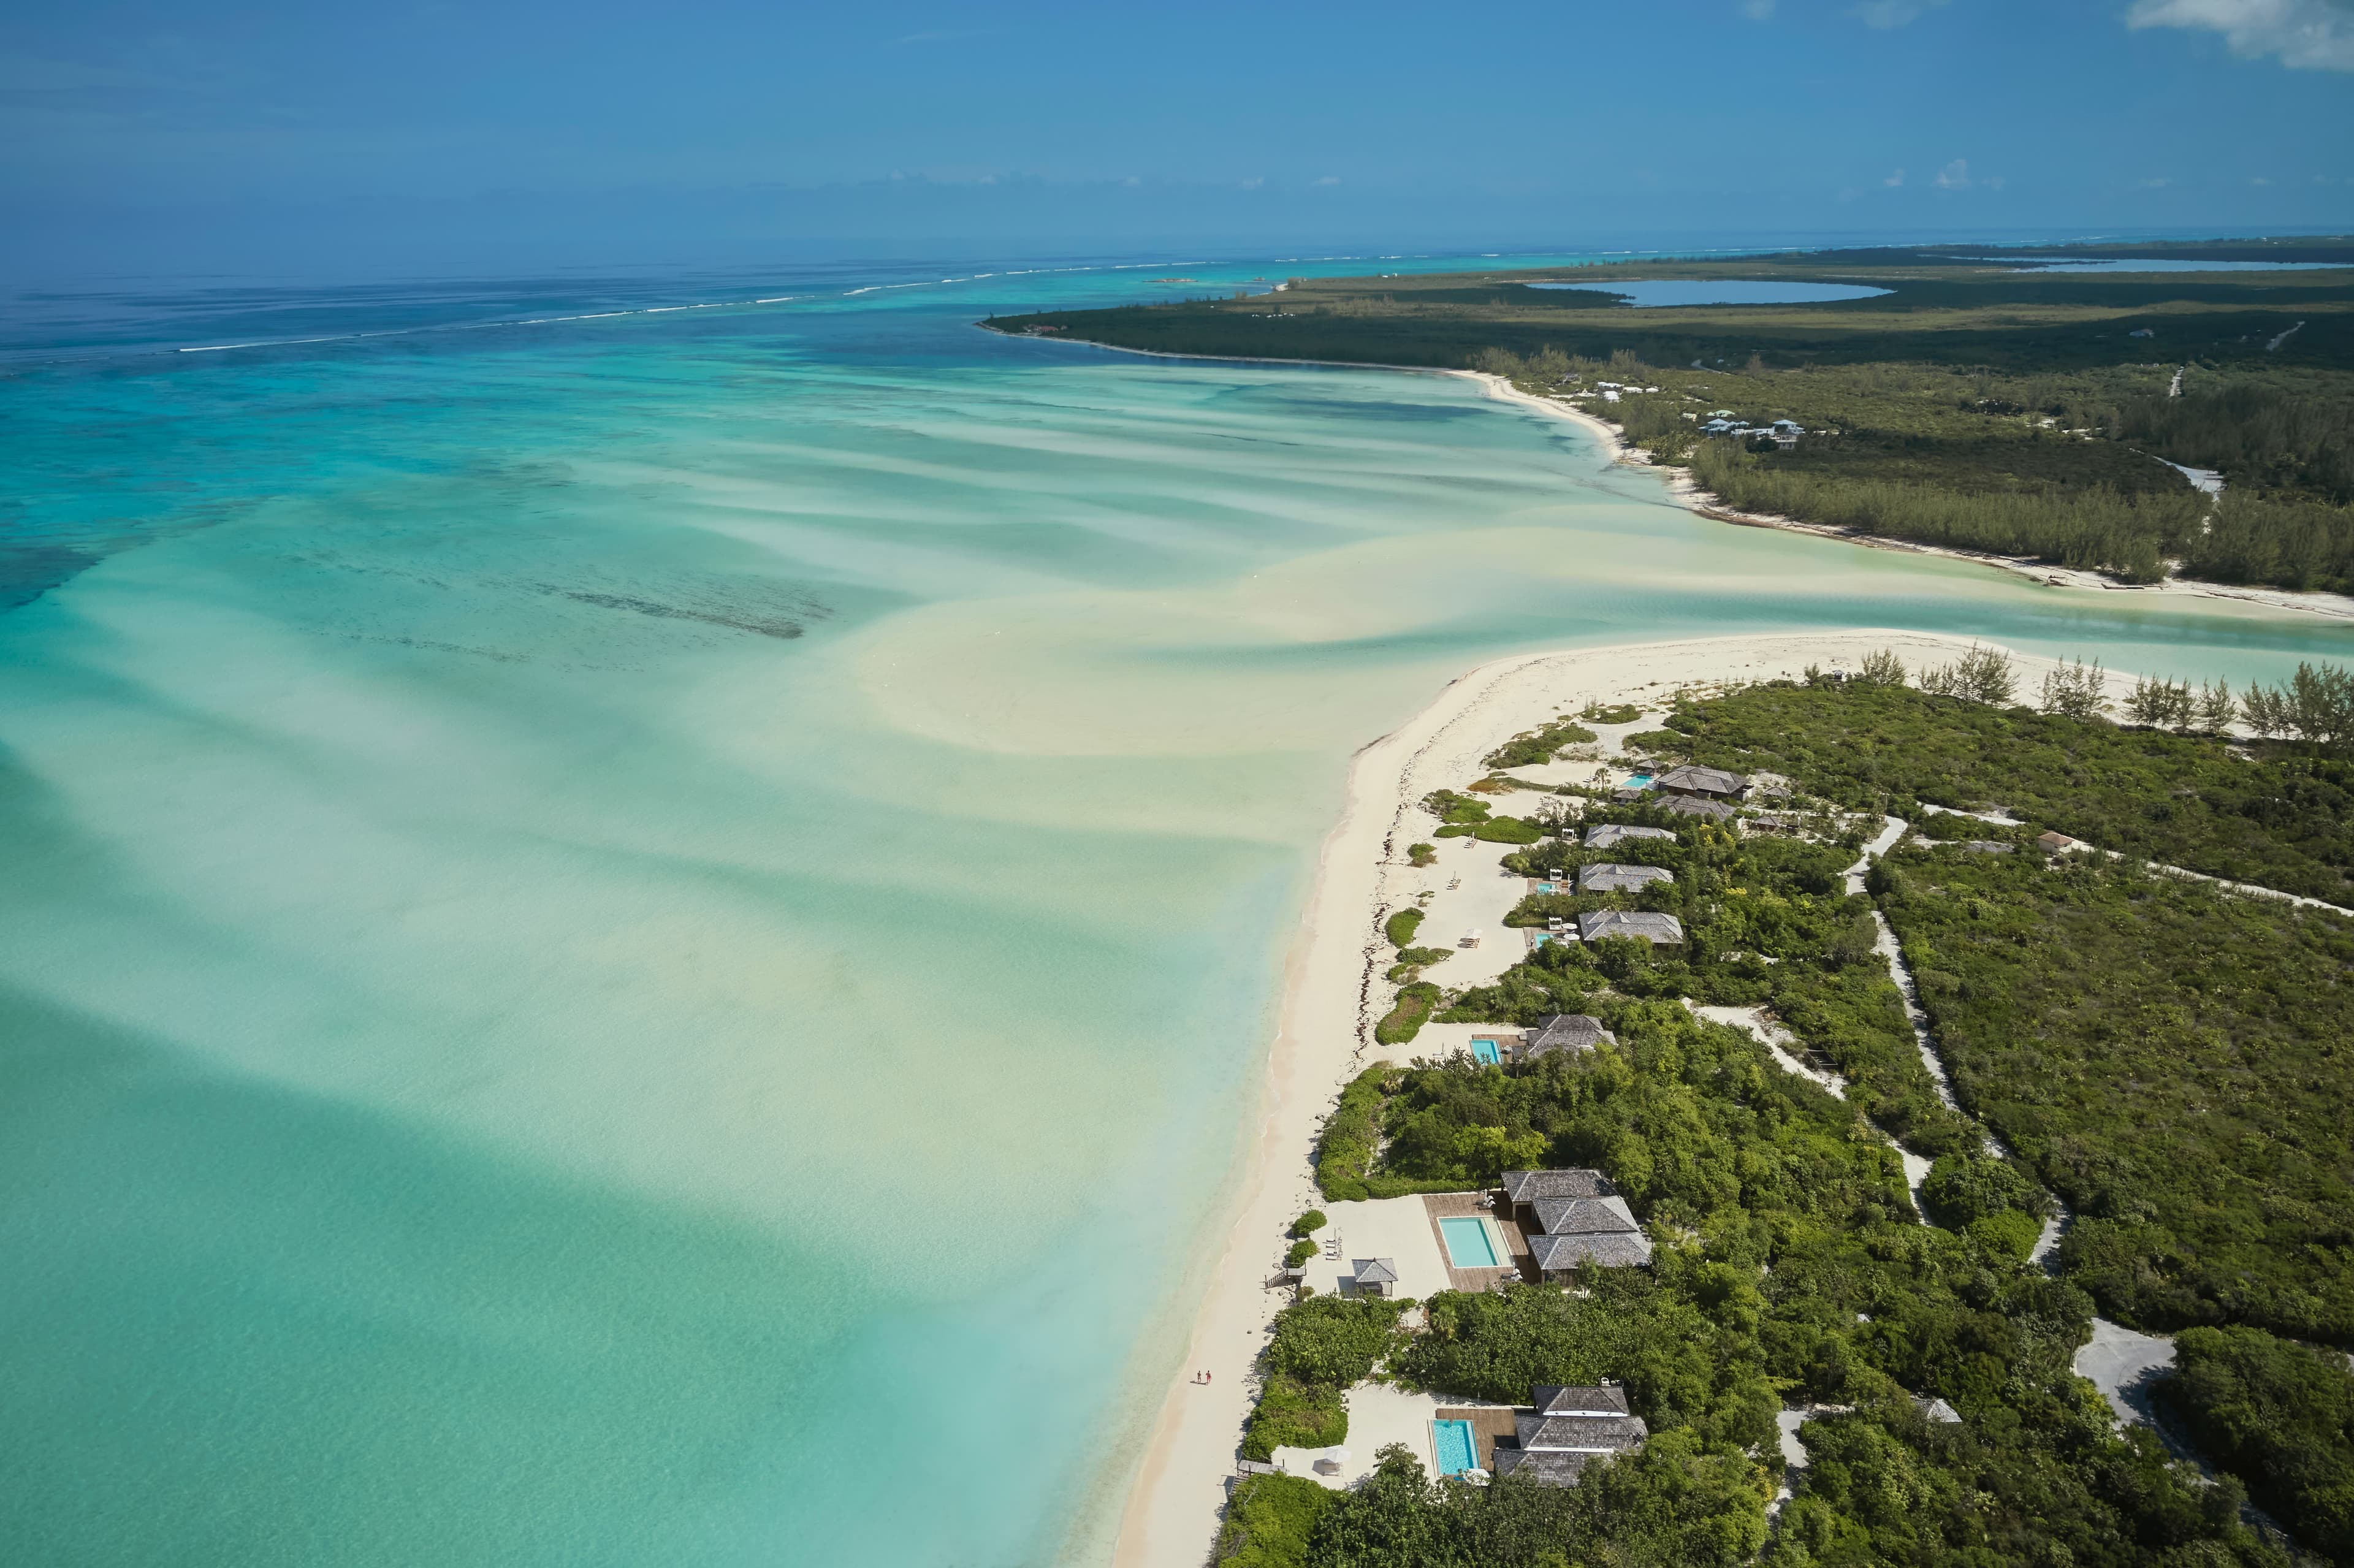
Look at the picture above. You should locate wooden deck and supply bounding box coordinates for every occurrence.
[1419,1192,1530,1293]
[1436,1405,1523,1471]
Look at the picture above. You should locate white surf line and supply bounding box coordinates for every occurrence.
[175,294,814,354]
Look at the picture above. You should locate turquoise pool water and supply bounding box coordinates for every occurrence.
[1625,774,1655,787]
[1433,1418,1477,1477]
[1470,1038,1501,1065]
[1439,1216,1501,1268]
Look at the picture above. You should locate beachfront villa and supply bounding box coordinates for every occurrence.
[1659,793,1737,823]
[1655,763,1750,801]
[1349,1257,1401,1298]
[1583,823,1675,851]
[1485,1385,1648,1486]
[1498,1168,1653,1276]
[1577,861,1674,894]
[1577,910,1685,946]
[1521,1013,1615,1060]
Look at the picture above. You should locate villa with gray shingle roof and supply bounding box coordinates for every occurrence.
[1515,1413,1650,1452]
[1658,794,1737,823]
[1584,823,1675,851]
[1489,1448,1595,1484]
[1501,1169,1617,1205]
[1579,862,1674,894]
[1528,1195,1641,1236]
[1522,1013,1615,1060]
[1350,1258,1400,1298]
[1577,910,1685,946]
[1532,1385,1631,1418]
[1528,1230,1655,1272]
[1655,763,1749,800]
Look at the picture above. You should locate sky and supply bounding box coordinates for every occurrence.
[4,0,2352,278]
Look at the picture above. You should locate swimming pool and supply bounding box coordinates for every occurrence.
[1470,1038,1501,1065]
[1433,1418,1477,1477]
[1439,1216,1501,1268]
[1625,774,1653,788]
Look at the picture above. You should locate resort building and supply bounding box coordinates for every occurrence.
[1658,794,1736,823]
[1350,1258,1401,1298]
[1520,1013,1615,1060]
[1583,823,1675,851]
[1576,910,1685,946]
[1496,1168,1653,1277]
[1487,1386,1648,1486]
[1654,764,1750,801]
[1577,862,1673,894]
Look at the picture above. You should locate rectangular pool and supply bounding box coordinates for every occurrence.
[1438,1216,1501,1268]
[1469,1038,1501,1065]
[1433,1418,1477,1477]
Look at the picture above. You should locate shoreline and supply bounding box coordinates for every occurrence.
[980,323,2354,624]
[1110,629,2134,1568]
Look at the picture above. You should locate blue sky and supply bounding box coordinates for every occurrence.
[5,0,2350,276]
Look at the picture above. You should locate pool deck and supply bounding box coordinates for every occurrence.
[1435,1404,1523,1471]
[1420,1193,1526,1293]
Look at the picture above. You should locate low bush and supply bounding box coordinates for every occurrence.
[1213,1472,1332,1567]
[1291,1209,1327,1237]
[1374,983,1439,1045]
[1286,1239,1317,1269]
[1383,908,1425,948]
[2157,1324,2354,1562]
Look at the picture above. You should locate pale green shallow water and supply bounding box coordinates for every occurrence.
[2,255,2350,1566]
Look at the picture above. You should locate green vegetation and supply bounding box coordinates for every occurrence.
[1407,842,1436,867]
[1214,1473,1333,1567]
[1374,982,1441,1046]
[1442,808,1977,1157]
[1485,718,1598,769]
[1392,946,1451,968]
[2156,1325,2354,1562]
[1241,1295,1412,1461]
[1300,1005,2276,1567]
[1880,843,2354,1341]
[990,242,2354,593]
[1290,1209,1327,1236]
[1384,908,1425,948]
[1659,679,2354,902]
[1285,1238,1318,1269]
[1583,701,1644,725]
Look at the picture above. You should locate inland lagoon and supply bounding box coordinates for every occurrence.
[4,253,2350,1567]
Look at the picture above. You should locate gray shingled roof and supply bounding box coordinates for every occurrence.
[1658,794,1736,821]
[1501,1168,1617,1203]
[1531,1385,1631,1418]
[1655,764,1748,797]
[1525,1013,1615,1058]
[1529,1194,1640,1236]
[1528,1230,1656,1271]
[1578,861,1674,894]
[1489,1448,1594,1486]
[1514,1413,1650,1452]
[1352,1257,1399,1285]
[1577,910,1685,945]
[1583,823,1676,850]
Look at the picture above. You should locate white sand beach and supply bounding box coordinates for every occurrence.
[1456,371,2354,625]
[1112,629,2132,1568]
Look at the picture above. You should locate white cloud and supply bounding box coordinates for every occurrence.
[2139,175,2175,187]
[2127,0,2354,71]
[2252,175,2273,183]
[1933,158,1971,188]
[1884,167,1905,186]
[1312,175,1340,186]
[1241,176,1264,189]
[1851,0,1950,26]
[1740,0,1777,18]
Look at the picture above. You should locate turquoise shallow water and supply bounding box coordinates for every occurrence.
[4,250,2352,1567]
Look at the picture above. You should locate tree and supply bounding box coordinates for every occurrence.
[2196,679,2235,734]
[2039,657,2109,721]
[1858,648,1907,687]
[2124,675,2193,731]
[1923,644,2017,706]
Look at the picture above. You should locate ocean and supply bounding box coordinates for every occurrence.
[2,249,2347,1566]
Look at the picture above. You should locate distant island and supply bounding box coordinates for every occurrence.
[988,238,2354,603]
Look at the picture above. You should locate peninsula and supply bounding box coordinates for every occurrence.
[1119,632,2354,1568]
